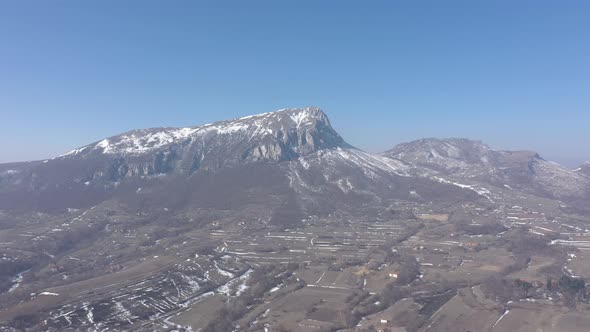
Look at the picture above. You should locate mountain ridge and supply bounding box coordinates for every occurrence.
[383,137,590,200]
[57,107,348,159]
[7,107,350,186]
[0,108,483,213]
[0,108,588,213]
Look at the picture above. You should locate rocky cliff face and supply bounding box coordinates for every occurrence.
[7,108,349,186]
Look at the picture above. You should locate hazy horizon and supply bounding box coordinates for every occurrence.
[0,106,586,168]
[2,1,589,166]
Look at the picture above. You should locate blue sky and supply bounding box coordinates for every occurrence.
[1,1,589,166]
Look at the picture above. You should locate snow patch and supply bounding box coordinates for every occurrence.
[8,271,25,293]
[40,292,59,296]
[60,146,90,157]
[290,110,312,126]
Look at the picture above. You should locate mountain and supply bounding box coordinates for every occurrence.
[383,138,590,200]
[0,108,342,211]
[574,161,590,177]
[2,113,586,214]
[12,107,347,183]
[0,108,476,214]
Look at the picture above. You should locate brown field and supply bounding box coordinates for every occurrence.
[169,294,226,329]
[416,214,450,222]
[423,288,502,332]
[566,251,590,279]
[0,256,176,322]
[254,286,355,331]
[491,302,590,332]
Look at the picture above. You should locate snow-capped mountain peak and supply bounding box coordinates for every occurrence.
[48,108,350,181]
[59,107,344,158]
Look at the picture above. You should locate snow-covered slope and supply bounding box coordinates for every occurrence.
[287,147,410,194]
[283,146,479,213]
[383,138,590,200]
